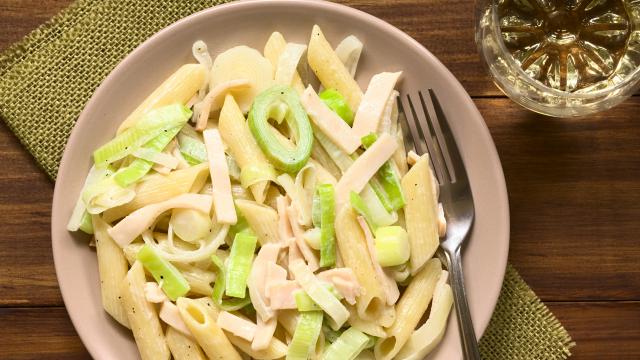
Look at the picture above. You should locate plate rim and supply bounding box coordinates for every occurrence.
[52,0,510,358]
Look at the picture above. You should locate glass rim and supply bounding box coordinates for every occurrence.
[483,0,640,99]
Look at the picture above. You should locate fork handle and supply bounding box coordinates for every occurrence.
[445,246,482,360]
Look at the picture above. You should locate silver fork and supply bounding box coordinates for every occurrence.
[399,89,481,360]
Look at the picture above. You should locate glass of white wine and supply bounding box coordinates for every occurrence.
[476,0,640,117]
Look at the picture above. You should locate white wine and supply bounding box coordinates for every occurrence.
[497,0,640,92]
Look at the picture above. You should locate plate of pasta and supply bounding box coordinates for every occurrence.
[51,1,510,359]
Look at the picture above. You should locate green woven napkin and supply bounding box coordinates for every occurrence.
[0,0,574,358]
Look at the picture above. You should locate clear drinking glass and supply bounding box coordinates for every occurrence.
[475,0,640,117]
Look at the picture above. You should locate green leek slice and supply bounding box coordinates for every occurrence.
[225,232,258,298]
[248,85,313,173]
[374,226,410,267]
[137,244,190,301]
[321,327,370,360]
[319,89,354,125]
[287,311,324,360]
[211,255,251,311]
[295,290,322,312]
[361,133,405,211]
[177,131,207,164]
[317,184,336,268]
[93,104,191,168]
[114,125,181,187]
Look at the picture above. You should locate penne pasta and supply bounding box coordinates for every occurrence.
[177,297,242,360]
[274,43,307,88]
[335,206,386,322]
[174,263,216,296]
[218,94,272,204]
[117,64,206,134]
[374,259,442,360]
[102,163,209,223]
[235,199,281,245]
[225,332,288,360]
[122,242,144,265]
[264,31,306,94]
[356,216,400,306]
[346,305,387,338]
[92,215,130,328]
[194,298,287,360]
[401,154,439,274]
[395,270,454,360]
[309,158,338,185]
[121,261,170,360]
[307,25,363,111]
[310,143,342,180]
[166,327,207,360]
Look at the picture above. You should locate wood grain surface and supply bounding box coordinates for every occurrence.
[0,0,639,359]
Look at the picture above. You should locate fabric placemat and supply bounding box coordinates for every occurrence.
[0,0,575,358]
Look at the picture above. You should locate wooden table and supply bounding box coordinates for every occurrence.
[0,0,638,359]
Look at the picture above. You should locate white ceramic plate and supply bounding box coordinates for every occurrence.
[52,1,510,359]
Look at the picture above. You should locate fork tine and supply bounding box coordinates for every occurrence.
[397,107,416,155]
[424,89,469,184]
[408,92,448,184]
[399,94,426,155]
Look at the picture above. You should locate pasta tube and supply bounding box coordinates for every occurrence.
[264,31,306,94]
[395,270,454,360]
[334,206,385,322]
[194,298,287,360]
[401,154,439,274]
[308,25,362,111]
[120,261,170,360]
[177,297,242,360]
[218,94,273,203]
[374,258,442,360]
[235,199,280,245]
[346,305,386,338]
[166,327,207,360]
[117,64,206,134]
[102,163,209,222]
[92,215,129,328]
[174,264,215,296]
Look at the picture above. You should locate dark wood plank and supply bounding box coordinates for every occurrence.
[0,0,71,47]
[478,97,640,301]
[0,307,89,359]
[547,301,640,360]
[0,0,498,96]
[0,121,60,306]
